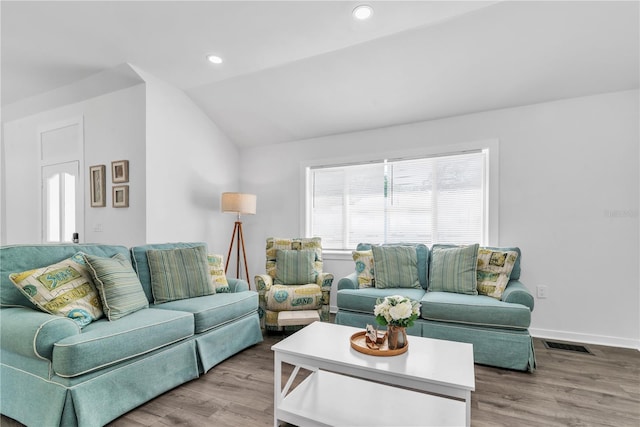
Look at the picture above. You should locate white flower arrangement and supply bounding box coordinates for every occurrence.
[373,295,421,328]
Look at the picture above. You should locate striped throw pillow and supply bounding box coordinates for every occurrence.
[147,245,214,304]
[84,253,149,320]
[371,245,421,289]
[429,244,480,295]
[274,250,316,285]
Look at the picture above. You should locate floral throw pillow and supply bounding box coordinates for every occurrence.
[9,252,103,327]
[476,248,519,299]
[352,250,375,288]
[208,254,230,293]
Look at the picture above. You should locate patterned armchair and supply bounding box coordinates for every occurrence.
[254,237,333,332]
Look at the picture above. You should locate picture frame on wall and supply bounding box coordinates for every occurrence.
[113,185,129,208]
[111,160,129,183]
[89,165,106,207]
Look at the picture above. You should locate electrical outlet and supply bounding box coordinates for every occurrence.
[537,285,548,299]
[94,223,103,232]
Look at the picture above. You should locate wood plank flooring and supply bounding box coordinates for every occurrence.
[2,333,638,426]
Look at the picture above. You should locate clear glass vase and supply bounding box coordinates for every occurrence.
[387,325,407,350]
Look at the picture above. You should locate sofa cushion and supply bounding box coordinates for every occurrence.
[130,242,208,303]
[352,250,375,288]
[372,245,421,289]
[275,249,317,285]
[357,243,429,289]
[476,248,519,299]
[265,284,323,312]
[147,245,214,304]
[84,253,149,320]
[151,292,258,333]
[207,254,230,293]
[420,291,531,330]
[9,252,103,328]
[337,288,426,315]
[266,237,323,280]
[484,246,522,280]
[52,308,194,377]
[429,244,479,295]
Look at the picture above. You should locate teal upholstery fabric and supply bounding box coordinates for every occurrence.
[130,242,208,302]
[1,244,129,308]
[357,243,429,289]
[337,272,359,290]
[84,253,149,320]
[274,249,316,285]
[429,244,479,294]
[52,308,193,377]
[371,245,421,288]
[501,280,534,310]
[146,245,214,303]
[337,287,426,314]
[0,307,79,360]
[420,291,531,329]
[152,291,259,333]
[420,320,536,372]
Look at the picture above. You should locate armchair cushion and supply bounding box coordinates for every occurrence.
[371,245,421,289]
[266,237,323,279]
[275,249,317,285]
[265,283,323,312]
[429,244,479,295]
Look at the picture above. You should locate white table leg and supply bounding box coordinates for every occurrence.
[274,353,282,427]
[465,391,471,427]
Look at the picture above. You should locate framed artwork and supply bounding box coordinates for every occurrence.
[89,165,106,207]
[112,185,129,208]
[111,160,129,183]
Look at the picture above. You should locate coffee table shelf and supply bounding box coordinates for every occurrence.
[278,370,466,427]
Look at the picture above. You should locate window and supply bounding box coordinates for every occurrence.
[306,149,490,251]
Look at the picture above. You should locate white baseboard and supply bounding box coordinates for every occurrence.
[530,327,640,351]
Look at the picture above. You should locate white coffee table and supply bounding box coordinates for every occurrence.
[272,322,475,427]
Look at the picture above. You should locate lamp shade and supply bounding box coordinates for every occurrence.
[221,192,256,215]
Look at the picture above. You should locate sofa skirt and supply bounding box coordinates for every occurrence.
[336,310,536,372]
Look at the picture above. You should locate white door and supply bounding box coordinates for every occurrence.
[42,161,83,243]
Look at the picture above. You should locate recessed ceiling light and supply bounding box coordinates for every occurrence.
[352,4,373,20]
[207,55,223,64]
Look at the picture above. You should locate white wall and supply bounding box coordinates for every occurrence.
[2,84,147,247]
[132,67,241,256]
[241,90,639,349]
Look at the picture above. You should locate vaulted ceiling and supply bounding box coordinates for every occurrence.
[2,1,638,147]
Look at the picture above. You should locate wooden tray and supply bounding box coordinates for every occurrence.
[350,331,408,356]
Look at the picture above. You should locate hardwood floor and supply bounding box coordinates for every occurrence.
[2,334,639,426]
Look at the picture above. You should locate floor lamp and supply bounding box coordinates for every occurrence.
[221,192,256,289]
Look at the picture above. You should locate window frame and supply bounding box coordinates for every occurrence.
[300,139,499,257]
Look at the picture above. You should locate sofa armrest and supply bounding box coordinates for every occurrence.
[0,307,80,361]
[501,280,535,311]
[227,278,249,293]
[338,272,358,290]
[317,272,334,290]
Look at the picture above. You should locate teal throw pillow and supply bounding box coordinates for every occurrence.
[429,244,479,295]
[275,249,317,285]
[84,253,149,320]
[147,245,214,304]
[371,245,420,289]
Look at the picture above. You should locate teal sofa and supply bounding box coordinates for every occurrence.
[0,242,263,427]
[336,243,536,372]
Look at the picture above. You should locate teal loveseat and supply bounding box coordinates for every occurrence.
[336,243,536,372]
[0,242,263,427]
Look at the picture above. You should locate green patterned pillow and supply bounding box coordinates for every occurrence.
[371,246,420,289]
[9,252,103,327]
[147,245,214,304]
[476,248,519,299]
[207,254,230,293]
[84,253,149,320]
[429,244,479,295]
[352,250,375,288]
[275,250,316,285]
